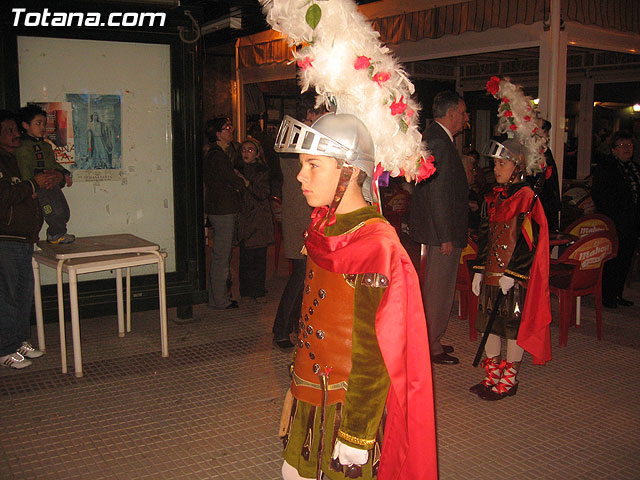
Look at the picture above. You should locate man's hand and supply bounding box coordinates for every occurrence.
[439,241,453,256]
[65,174,73,187]
[472,273,483,296]
[499,275,515,294]
[33,172,57,190]
[332,440,368,466]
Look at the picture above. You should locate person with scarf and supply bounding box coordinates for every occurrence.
[591,130,640,308]
[470,138,551,401]
[274,113,437,480]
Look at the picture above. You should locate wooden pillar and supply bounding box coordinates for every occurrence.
[539,0,567,190]
[577,75,594,179]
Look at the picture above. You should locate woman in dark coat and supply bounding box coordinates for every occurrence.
[591,130,640,308]
[235,137,275,302]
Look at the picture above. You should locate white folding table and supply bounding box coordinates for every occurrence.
[32,234,168,377]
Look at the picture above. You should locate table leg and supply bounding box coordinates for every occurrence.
[32,258,45,353]
[575,297,581,326]
[126,267,131,332]
[68,269,83,378]
[57,260,67,374]
[116,268,124,337]
[155,252,168,357]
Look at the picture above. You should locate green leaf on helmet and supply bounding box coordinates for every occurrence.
[306,4,321,29]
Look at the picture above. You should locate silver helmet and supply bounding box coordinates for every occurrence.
[483,138,524,165]
[274,113,376,201]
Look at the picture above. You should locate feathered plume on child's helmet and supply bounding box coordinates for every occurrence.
[260,0,436,186]
[485,76,549,174]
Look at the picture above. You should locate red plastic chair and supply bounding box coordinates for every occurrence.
[563,213,615,239]
[549,231,618,346]
[456,235,479,340]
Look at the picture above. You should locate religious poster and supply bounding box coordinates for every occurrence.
[33,101,75,166]
[65,93,122,181]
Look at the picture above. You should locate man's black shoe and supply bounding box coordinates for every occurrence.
[616,296,634,307]
[431,352,460,365]
[602,299,617,309]
[274,338,295,350]
[225,300,239,309]
[442,345,454,354]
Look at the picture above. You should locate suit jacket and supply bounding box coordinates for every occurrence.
[409,122,469,247]
[203,143,245,215]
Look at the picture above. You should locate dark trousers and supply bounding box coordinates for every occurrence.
[272,258,306,340]
[239,245,268,298]
[38,186,70,239]
[0,241,34,356]
[422,245,462,356]
[603,230,637,301]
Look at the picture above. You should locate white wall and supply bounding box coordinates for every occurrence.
[18,36,175,284]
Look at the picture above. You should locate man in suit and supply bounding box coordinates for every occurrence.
[410,91,469,365]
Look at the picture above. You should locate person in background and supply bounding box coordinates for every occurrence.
[461,153,481,230]
[272,93,327,349]
[15,104,75,244]
[0,109,53,369]
[235,137,275,303]
[203,117,245,310]
[528,120,561,231]
[409,91,470,365]
[591,130,640,308]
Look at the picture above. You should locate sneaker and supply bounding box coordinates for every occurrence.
[17,341,44,359]
[0,352,32,369]
[47,233,76,244]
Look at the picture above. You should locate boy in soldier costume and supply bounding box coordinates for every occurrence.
[274,113,437,479]
[470,138,552,401]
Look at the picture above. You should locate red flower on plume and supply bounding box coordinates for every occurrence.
[373,163,385,181]
[510,124,518,131]
[524,115,531,122]
[399,168,405,176]
[297,56,313,70]
[372,72,390,86]
[533,127,538,134]
[354,56,371,70]
[502,97,510,104]
[486,76,501,95]
[390,96,407,116]
[503,110,513,118]
[416,155,436,182]
[406,108,415,119]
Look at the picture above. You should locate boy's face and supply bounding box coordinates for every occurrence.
[23,114,46,139]
[297,153,341,208]
[493,157,516,185]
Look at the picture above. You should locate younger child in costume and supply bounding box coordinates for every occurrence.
[274,113,437,480]
[470,138,551,401]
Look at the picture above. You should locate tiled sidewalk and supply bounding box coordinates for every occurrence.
[1,266,639,479]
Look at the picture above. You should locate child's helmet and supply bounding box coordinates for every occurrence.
[274,113,375,201]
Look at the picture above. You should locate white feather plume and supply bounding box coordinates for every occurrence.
[260,0,433,180]
[486,76,549,174]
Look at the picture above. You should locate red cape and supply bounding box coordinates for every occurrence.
[305,208,438,480]
[486,187,552,365]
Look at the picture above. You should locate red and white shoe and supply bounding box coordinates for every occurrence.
[469,356,501,396]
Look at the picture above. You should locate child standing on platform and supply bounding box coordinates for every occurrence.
[15,105,75,244]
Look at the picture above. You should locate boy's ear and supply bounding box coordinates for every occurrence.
[350,166,362,183]
[21,121,29,130]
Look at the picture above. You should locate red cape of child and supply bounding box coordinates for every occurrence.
[305,207,438,480]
